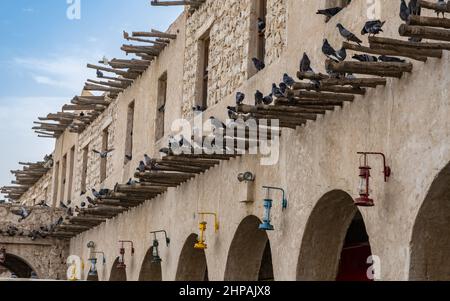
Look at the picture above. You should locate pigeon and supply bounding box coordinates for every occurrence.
[137,161,146,173]
[409,0,421,15]
[37,200,49,207]
[252,58,265,71]
[352,54,378,62]
[236,92,245,106]
[322,39,340,61]
[96,70,103,78]
[255,90,264,105]
[378,55,406,63]
[0,199,6,204]
[436,0,447,18]
[228,108,239,120]
[272,83,285,98]
[400,0,410,22]
[91,189,101,198]
[336,47,347,61]
[192,105,205,112]
[316,7,343,22]
[92,149,114,159]
[59,202,68,209]
[337,23,362,45]
[126,178,139,186]
[159,147,173,156]
[86,196,96,206]
[361,20,385,36]
[99,189,110,196]
[80,190,86,196]
[262,94,273,105]
[283,73,295,87]
[125,155,132,161]
[257,17,266,33]
[300,53,314,73]
[80,202,86,208]
[279,83,288,95]
[144,154,155,167]
[12,207,31,222]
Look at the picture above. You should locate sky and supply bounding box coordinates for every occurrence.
[0,0,183,199]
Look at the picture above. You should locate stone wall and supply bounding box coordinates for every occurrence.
[18,169,53,206]
[182,0,287,117]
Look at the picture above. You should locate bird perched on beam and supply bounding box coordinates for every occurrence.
[378,55,406,63]
[361,20,385,36]
[255,90,264,105]
[92,149,115,159]
[236,92,245,106]
[337,23,362,45]
[257,18,266,33]
[11,207,31,222]
[400,0,410,22]
[300,53,313,73]
[352,54,378,62]
[283,73,295,88]
[436,0,447,18]
[96,70,104,78]
[272,83,285,98]
[252,58,265,71]
[316,7,343,22]
[322,39,340,62]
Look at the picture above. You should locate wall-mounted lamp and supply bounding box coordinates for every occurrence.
[355,152,391,207]
[117,241,135,269]
[259,186,288,231]
[0,247,6,264]
[194,212,219,250]
[237,172,255,182]
[150,230,170,263]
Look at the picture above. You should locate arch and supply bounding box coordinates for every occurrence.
[0,253,37,279]
[138,247,162,281]
[175,234,208,281]
[296,190,372,281]
[224,215,274,281]
[409,162,450,280]
[109,257,127,281]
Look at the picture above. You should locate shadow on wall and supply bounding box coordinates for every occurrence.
[409,161,450,281]
[296,190,372,281]
[175,234,208,281]
[224,215,274,281]
[139,247,162,281]
[109,257,127,281]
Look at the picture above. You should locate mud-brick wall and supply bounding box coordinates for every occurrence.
[181,0,287,117]
[18,170,53,206]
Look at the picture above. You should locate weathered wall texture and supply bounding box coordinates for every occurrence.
[7,0,450,281]
[182,0,287,117]
[18,170,53,206]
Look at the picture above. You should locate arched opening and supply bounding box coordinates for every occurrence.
[138,247,162,281]
[109,257,127,281]
[175,234,208,281]
[296,190,372,281]
[224,215,274,281]
[409,162,450,280]
[0,253,37,279]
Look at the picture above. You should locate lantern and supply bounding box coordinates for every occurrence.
[355,152,391,207]
[258,186,288,231]
[88,258,98,277]
[194,213,219,250]
[150,230,170,263]
[117,241,134,269]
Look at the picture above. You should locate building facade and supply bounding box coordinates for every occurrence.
[1,0,450,281]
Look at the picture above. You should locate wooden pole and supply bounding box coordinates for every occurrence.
[399,24,450,42]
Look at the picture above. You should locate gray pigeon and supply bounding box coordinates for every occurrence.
[252,58,265,71]
[361,20,385,36]
[236,92,245,105]
[255,90,264,105]
[378,55,406,63]
[322,39,340,61]
[436,0,447,18]
[336,47,347,61]
[337,23,362,45]
[352,54,378,62]
[300,53,313,73]
[283,73,295,87]
[400,0,410,22]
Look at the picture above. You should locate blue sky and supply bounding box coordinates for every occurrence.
[0,0,183,199]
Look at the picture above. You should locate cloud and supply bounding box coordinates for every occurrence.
[22,8,35,13]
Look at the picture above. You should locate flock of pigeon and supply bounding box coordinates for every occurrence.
[0,215,64,241]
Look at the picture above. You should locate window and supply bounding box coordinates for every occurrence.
[124,101,135,164]
[197,31,211,109]
[155,72,167,142]
[67,146,75,200]
[248,0,268,78]
[60,154,67,202]
[100,127,109,182]
[52,161,60,205]
[81,145,89,193]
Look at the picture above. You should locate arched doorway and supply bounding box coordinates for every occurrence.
[0,253,37,279]
[296,190,372,281]
[138,247,162,281]
[409,162,450,280]
[175,234,208,281]
[224,215,274,281]
[109,257,127,281]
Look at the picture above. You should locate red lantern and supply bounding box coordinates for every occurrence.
[117,241,134,269]
[355,152,391,207]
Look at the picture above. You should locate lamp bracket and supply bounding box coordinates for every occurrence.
[198,212,219,232]
[263,186,288,210]
[357,152,391,182]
